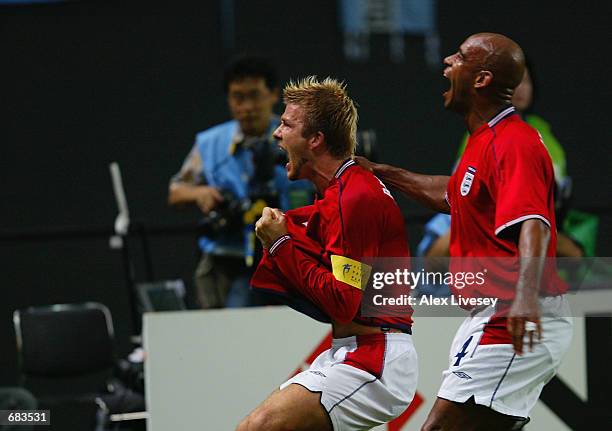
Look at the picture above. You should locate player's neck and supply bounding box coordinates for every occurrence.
[465,102,512,133]
[309,156,345,195]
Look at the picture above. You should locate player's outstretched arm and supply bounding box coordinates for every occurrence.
[507,219,551,355]
[354,157,450,213]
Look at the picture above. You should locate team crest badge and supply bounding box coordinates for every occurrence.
[460,166,477,196]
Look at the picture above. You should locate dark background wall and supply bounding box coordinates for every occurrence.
[1,1,610,384]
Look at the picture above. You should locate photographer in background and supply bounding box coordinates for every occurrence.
[168,56,311,309]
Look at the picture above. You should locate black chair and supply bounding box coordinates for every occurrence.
[136,279,187,313]
[13,302,144,430]
[14,303,115,381]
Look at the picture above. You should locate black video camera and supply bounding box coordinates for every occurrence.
[197,189,279,239]
[198,134,287,239]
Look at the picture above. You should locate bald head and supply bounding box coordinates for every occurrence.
[464,33,525,91]
[443,32,527,115]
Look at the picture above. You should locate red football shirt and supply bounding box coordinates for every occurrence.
[446,107,567,301]
[251,159,413,330]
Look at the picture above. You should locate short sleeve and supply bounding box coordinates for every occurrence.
[169,146,205,186]
[494,138,554,236]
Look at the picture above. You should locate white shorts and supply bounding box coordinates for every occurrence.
[280,332,418,431]
[438,295,573,418]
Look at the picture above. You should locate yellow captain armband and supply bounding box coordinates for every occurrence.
[330,255,372,290]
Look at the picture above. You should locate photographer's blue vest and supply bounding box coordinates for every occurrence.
[195,118,310,256]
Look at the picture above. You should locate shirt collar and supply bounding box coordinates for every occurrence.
[470,106,517,139]
[487,106,516,128]
[334,158,356,179]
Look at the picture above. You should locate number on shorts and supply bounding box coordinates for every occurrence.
[453,335,473,366]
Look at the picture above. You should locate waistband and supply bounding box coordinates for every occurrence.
[332,331,412,348]
[352,320,413,335]
[470,294,569,318]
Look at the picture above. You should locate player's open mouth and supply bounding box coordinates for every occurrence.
[443,86,451,100]
[443,69,451,97]
[277,145,291,171]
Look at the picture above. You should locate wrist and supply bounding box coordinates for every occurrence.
[268,235,291,256]
[192,184,209,198]
[513,291,538,304]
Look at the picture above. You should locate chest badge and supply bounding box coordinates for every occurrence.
[460,166,477,196]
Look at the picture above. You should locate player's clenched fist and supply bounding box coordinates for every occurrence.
[255,207,288,249]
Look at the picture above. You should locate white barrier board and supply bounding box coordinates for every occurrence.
[145,292,611,430]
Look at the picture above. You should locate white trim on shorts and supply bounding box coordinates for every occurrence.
[280,332,418,431]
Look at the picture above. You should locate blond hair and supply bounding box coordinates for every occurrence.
[283,76,358,158]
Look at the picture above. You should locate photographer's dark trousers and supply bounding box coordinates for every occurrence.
[194,253,270,309]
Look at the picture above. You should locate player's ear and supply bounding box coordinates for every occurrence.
[474,70,493,88]
[309,131,325,151]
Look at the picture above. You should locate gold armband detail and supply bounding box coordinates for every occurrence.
[331,255,372,290]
